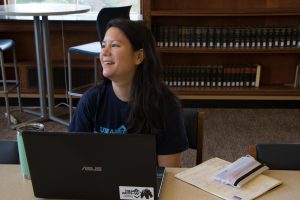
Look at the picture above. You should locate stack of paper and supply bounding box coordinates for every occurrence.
[175,157,282,200]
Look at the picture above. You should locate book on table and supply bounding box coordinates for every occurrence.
[175,157,282,200]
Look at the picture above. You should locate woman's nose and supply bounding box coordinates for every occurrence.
[101,46,110,56]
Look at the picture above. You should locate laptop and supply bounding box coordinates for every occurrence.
[22,131,165,200]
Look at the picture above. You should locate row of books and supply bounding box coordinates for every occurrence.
[152,24,300,48]
[163,64,261,87]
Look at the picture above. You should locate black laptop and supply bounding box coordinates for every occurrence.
[22,131,165,200]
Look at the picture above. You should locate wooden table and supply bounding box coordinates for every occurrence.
[1,165,300,199]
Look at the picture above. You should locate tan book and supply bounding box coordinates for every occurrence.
[175,157,282,200]
[255,64,261,87]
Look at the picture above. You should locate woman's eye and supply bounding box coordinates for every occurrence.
[101,43,106,48]
[112,43,120,47]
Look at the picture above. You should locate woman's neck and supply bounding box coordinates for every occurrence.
[112,81,131,102]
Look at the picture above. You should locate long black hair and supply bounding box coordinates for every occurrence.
[105,18,180,136]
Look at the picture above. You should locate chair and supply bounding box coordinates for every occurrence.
[0,140,19,164]
[248,143,300,170]
[0,39,22,127]
[68,5,132,121]
[183,108,205,165]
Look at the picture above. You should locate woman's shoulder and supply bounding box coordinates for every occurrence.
[76,83,110,106]
[83,82,111,98]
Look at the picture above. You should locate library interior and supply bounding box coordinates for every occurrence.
[0,0,299,199]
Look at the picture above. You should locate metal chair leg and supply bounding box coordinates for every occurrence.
[0,51,11,126]
[67,52,73,122]
[12,47,22,112]
[67,51,101,123]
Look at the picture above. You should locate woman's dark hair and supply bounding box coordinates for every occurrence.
[105,18,180,136]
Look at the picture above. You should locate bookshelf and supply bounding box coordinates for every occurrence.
[141,0,300,100]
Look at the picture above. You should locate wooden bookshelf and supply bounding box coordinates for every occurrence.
[142,0,300,100]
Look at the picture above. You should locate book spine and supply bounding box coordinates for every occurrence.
[294,64,300,88]
[240,27,246,48]
[195,27,201,48]
[169,26,174,48]
[217,65,223,87]
[255,64,261,87]
[235,65,241,87]
[291,25,297,47]
[279,26,286,48]
[222,27,228,48]
[244,65,251,87]
[195,65,200,87]
[210,65,217,87]
[223,65,228,87]
[286,26,292,47]
[261,27,268,48]
[201,27,207,48]
[240,65,245,87]
[215,27,221,48]
[190,66,195,87]
[268,26,274,48]
[250,26,257,48]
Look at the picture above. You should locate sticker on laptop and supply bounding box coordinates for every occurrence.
[119,186,154,200]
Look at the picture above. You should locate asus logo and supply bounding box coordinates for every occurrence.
[81,166,102,172]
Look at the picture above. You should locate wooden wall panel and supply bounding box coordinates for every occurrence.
[0,19,99,94]
[0,20,97,62]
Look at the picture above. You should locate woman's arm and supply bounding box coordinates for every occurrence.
[158,153,182,167]
[68,87,100,132]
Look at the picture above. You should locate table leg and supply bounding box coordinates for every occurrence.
[42,16,69,126]
[12,16,49,129]
[33,16,47,117]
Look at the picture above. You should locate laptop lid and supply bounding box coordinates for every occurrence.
[22,131,161,200]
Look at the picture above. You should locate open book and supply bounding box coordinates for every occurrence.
[214,155,269,188]
[175,157,282,200]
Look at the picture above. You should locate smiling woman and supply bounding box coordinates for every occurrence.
[69,19,189,168]
[11,0,140,14]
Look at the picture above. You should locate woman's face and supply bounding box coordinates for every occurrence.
[100,27,143,83]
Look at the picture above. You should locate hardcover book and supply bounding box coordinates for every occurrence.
[175,157,282,200]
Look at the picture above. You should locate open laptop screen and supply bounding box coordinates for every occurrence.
[22,131,161,200]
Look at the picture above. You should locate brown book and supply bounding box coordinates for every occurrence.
[244,65,252,87]
[294,64,300,88]
[223,65,229,87]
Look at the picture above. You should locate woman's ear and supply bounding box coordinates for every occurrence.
[135,49,145,65]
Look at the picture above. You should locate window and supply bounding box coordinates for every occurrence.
[12,0,140,14]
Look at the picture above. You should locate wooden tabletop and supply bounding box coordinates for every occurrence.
[1,165,300,199]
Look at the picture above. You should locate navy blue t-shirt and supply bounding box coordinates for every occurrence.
[69,82,188,155]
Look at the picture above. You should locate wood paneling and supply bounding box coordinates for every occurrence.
[0,19,99,95]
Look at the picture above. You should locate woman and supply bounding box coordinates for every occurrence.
[69,18,188,167]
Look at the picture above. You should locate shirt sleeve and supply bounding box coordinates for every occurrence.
[68,88,98,132]
[156,101,189,155]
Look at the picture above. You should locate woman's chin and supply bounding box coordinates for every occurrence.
[102,72,112,79]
